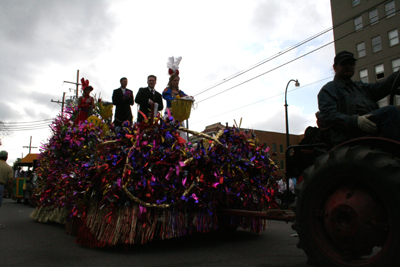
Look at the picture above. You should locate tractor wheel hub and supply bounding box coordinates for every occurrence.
[323,186,387,257]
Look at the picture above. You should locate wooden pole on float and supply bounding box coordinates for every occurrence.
[76,70,79,99]
[61,92,66,115]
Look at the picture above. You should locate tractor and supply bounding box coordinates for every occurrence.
[286,72,400,266]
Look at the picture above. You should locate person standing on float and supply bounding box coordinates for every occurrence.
[135,75,164,123]
[162,74,188,117]
[76,78,95,124]
[112,77,134,127]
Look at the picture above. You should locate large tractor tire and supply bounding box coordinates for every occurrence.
[292,145,400,267]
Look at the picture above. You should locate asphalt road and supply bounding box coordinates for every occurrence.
[0,198,308,267]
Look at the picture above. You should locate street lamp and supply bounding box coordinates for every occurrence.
[284,79,300,208]
[284,79,300,149]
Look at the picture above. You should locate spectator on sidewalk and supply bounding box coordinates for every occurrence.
[0,150,13,229]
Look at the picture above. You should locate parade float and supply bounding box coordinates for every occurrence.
[30,78,282,248]
[23,54,400,266]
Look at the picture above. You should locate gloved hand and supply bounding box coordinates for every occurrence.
[357,114,377,133]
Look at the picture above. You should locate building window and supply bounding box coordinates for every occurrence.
[385,1,396,18]
[352,0,360,7]
[369,9,379,25]
[272,143,276,153]
[375,64,384,80]
[279,144,284,154]
[388,29,399,46]
[372,36,382,52]
[354,16,363,31]
[356,42,366,58]
[360,69,368,83]
[393,58,400,72]
[281,160,284,170]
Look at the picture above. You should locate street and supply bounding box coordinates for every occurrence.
[0,198,307,267]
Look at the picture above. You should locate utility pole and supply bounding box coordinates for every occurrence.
[62,92,66,114]
[76,69,79,99]
[52,70,81,114]
[51,92,66,114]
[63,69,80,99]
[23,136,38,154]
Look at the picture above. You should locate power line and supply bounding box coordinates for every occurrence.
[2,119,54,125]
[192,27,333,97]
[196,42,334,104]
[193,0,389,99]
[192,41,400,124]
[5,123,50,128]
[1,119,53,132]
[191,47,400,124]
[4,125,51,131]
[190,76,333,125]
[196,4,400,104]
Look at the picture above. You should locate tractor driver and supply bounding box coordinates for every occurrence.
[317,51,400,145]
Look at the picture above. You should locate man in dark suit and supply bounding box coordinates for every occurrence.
[135,75,164,122]
[112,77,134,127]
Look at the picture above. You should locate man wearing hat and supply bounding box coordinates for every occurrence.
[0,150,13,229]
[318,50,400,145]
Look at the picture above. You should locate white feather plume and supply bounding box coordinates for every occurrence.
[167,56,182,71]
[173,56,182,70]
[167,56,175,70]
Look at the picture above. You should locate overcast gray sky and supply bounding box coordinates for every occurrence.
[0,0,335,164]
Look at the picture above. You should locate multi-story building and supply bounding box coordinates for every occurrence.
[330,0,400,106]
[190,122,304,175]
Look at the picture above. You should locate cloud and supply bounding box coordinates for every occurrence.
[251,0,331,41]
[249,103,316,135]
[0,100,19,121]
[0,0,334,164]
[0,0,116,54]
[0,0,117,119]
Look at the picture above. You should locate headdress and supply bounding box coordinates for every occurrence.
[167,56,182,75]
[80,78,93,91]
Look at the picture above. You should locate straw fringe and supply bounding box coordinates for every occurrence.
[30,206,68,224]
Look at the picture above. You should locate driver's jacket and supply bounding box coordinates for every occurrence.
[317,71,399,145]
